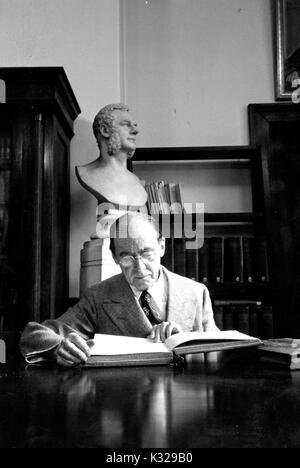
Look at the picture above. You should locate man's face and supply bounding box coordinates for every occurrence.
[113,221,165,291]
[108,109,139,157]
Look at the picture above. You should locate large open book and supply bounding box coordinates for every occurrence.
[84,330,261,367]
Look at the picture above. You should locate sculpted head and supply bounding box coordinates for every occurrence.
[92,103,139,158]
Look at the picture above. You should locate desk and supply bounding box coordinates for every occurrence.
[0,356,300,448]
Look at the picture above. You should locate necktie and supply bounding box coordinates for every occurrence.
[140,290,162,325]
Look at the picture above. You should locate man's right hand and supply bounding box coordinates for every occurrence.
[54,332,92,367]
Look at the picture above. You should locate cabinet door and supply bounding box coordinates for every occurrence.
[249,104,300,336]
[0,106,72,330]
[41,114,70,321]
[0,124,14,330]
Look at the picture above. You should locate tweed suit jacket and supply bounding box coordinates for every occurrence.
[20,266,217,362]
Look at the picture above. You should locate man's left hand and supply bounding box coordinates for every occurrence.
[148,321,183,342]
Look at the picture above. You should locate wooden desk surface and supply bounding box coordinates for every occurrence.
[1,356,300,448]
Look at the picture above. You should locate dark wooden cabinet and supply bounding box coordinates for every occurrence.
[249,103,300,336]
[0,67,80,331]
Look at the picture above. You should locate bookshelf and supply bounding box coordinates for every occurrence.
[132,145,272,338]
[0,67,81,332]
[249,103,300,337]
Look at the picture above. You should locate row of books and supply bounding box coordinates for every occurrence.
[145,181,184,214]
[162,236,269,283]
[0,131,11,164]
[213,301,274,339]
[0,170,10,204]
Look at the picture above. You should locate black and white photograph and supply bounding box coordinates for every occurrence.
[1,0,300,452]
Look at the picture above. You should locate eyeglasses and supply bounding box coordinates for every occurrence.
[118,251,156,267]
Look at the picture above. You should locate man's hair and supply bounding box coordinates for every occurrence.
[109,212,162,257]
[92,103,129,148]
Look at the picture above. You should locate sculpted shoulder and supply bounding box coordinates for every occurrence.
[76,163,147,206]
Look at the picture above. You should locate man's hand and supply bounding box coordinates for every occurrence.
[54,332,92,367]
[148,322,183,343]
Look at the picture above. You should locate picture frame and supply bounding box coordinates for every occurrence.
[274,0,300,100]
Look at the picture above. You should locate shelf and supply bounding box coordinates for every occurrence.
[204,212,263,223]
[133,145,260,162]
[152,212,263,224]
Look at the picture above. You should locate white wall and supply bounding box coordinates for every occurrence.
[122,0,274,147]
[122,0,274,238]
[0,0,121,296]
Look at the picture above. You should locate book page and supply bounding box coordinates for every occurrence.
[90,334,170,356]
[165,330,260,351]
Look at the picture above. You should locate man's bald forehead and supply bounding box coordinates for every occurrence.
[112,212,159,239]
[109,213,161,255]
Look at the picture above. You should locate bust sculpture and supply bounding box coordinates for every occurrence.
[75,103,147,208]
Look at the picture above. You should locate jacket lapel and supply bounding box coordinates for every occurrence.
[163,267,195,331]
[102,275,152,337]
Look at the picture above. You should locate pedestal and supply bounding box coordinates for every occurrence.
[80,238,121,297]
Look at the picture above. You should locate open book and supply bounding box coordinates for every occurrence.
[84,330,261,367]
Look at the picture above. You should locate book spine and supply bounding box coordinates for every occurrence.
[258,305,274,339]
[174,183,184,209]
[0,131,11,164]
[224,236,243,282]
[168,183,179,213]
[0,134,5,164]
[0,206,8,253]
[223,306,235,330]
[249,304,259,337]
[235,305,250,335]
[209,236,224,283]
[254,237,269,282]
[198,238,209,283]
[5,133,11,163]
[185,245,198,281]
[145,184,152,214]
[243,237,254,282]
[161,237,174,272]
[173,238,186,276]
[213,305,224,330]
[0,171,10,204]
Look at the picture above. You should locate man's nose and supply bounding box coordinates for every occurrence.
[133,256,146,267]
[131,124,139,135]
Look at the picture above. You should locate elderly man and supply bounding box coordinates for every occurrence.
[20,212,217,367]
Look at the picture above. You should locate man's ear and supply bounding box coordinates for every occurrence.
[99,123,111,138]
[159,237,166,257]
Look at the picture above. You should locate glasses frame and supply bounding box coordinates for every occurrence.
[118,251,157,267]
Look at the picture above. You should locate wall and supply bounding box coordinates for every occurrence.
[122,0,274,236]
[122,0,274,147]
[0,0,121,296]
